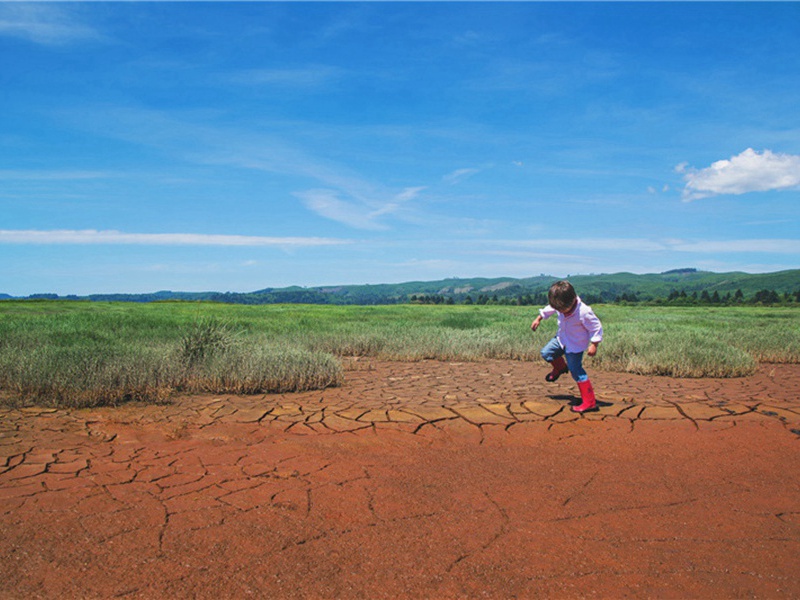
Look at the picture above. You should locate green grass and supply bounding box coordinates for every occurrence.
[592,305,800,376]
[1,301,797,407]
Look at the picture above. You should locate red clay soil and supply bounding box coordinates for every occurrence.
[1,360,799,599]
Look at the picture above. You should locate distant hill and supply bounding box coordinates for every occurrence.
[2,269,799,305]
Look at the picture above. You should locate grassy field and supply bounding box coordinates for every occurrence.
[1,301,798,407]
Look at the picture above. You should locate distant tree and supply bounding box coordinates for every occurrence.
[582,293,602,305]
[754,289,779,304]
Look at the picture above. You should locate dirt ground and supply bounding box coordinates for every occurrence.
[1,360,799,599]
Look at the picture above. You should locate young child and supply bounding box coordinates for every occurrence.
[530,280,603,413]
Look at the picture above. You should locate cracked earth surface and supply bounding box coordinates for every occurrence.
[1,360,799,599]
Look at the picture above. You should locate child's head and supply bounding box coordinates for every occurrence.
[548,280,577,313]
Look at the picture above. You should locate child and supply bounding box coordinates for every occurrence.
[530,280,603,413]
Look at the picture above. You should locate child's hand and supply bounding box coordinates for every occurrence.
[531,317,542,331]
[587,342,599,356]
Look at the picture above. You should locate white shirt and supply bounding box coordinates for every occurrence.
[539,297,603,353]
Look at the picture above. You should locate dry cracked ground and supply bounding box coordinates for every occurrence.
[1,360,799,599]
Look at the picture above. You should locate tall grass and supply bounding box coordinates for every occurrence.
[0,306,343,407]
[0,344,175,407]
[591,305,799,377]
[0,301,797,407]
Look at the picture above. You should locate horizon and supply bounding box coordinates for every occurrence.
[4,267,798,299]
[1,3,799,296]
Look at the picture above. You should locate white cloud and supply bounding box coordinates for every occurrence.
[0,230,349,247]
[0,4,101,45]
[680,148,800,201]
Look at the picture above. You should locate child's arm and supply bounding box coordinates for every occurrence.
[531,305,556,331]
[581,307,603,356]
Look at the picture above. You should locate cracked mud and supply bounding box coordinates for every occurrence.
[2,361,799,598]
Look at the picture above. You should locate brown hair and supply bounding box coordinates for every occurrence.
[548,280,577,312]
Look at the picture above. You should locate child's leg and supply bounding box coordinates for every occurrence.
[565,352,596,412]
[541,337,568,382]
[564,352,588,382]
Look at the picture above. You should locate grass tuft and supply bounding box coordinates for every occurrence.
[179,317,241,368]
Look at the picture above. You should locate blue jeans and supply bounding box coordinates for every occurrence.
[540,337,588,382]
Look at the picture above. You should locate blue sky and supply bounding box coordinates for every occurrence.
[1,1,799,296]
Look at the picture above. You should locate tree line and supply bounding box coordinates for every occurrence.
[409,289,800,306]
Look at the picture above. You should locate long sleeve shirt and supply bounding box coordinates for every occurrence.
[538,297,603,353]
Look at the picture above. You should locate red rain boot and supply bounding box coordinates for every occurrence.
[545,355,569,382]
[572,379,597,413]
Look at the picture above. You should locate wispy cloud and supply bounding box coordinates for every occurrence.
[394,186,426,203]
[0,4,102,45]
[225,65,345,88]
[669,239,800,254]
[293,186,426,230]
[502,238,669,252]
[0,230,349,247]
[0,169,112,181]
[61,105,429,231]
[443,168,480,185]
[369,186,426,218]
[498,237,800,254]
[293,190,388,231]
[678,148,800,201]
